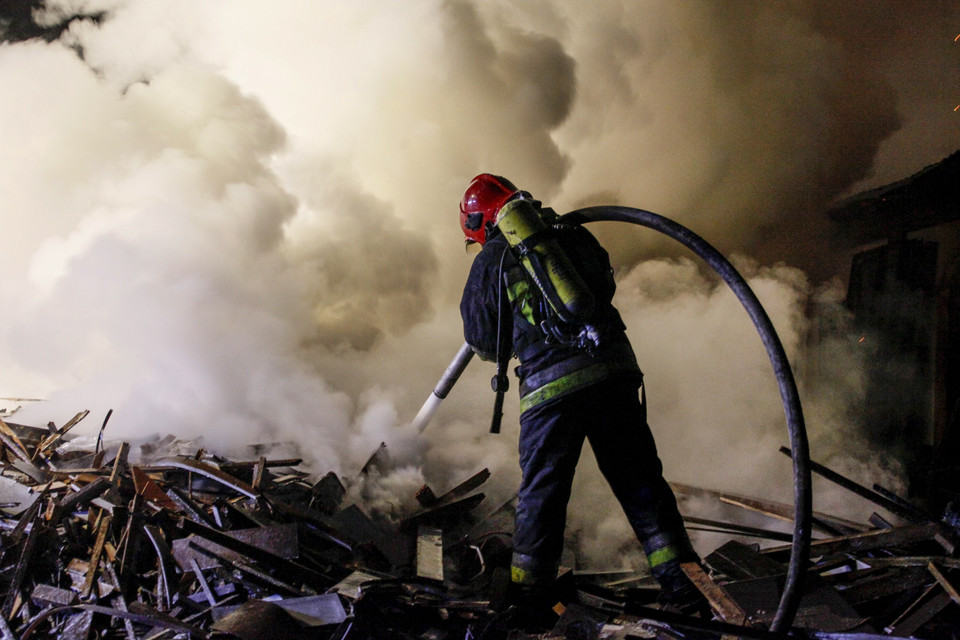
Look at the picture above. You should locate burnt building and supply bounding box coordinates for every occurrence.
[828,149,960,505]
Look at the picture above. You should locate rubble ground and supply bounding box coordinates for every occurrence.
[0,411,958,639]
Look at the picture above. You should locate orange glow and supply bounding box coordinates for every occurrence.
[858,336,866,344]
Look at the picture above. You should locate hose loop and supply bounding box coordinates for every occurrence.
[567,206,812,632]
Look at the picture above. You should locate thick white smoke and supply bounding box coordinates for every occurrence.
[1,1,955,561]
[565,258,906,565]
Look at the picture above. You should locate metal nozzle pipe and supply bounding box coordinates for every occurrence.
[412,342,475,432]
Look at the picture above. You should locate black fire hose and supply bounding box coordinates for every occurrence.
[565,205,811,633]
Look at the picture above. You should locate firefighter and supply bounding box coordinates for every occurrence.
[458,174,705,618]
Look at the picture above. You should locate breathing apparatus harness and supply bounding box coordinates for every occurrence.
[489,248,510,434]
[498,196,603,346]
[488,196,605,433]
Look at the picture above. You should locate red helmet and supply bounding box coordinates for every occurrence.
[460,174,520,245]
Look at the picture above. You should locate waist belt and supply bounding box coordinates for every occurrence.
[519,343,640,413]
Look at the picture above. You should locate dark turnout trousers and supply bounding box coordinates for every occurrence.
[510,376,697,595]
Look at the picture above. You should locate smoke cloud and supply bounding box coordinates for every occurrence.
[1,1,955,559]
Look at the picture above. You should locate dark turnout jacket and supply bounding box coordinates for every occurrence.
[460,216,642,413]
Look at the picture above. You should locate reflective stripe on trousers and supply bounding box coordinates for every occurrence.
[512,376,696,587]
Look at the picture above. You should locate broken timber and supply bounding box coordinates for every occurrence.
[0,413,958,638]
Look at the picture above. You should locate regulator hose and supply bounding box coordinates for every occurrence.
[565,206,812,633]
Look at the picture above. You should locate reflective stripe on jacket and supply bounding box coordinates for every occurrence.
[518,342,640,412]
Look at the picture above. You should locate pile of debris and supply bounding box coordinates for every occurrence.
[0,410,959,639]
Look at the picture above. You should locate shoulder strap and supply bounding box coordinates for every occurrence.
[489,247,511,434]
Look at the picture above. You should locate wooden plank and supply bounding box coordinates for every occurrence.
[763,523,942,559]
[189,557,219,607]
[0,416,51,482]
[175,519,325,584]
[83,514,113,598]
[839,567,932,606]
[33,410,89,460]
[705,540,785,580]
[55,476,114,524]
[872,482,934,522]
[9,459,49,483]
[718,495,849,537]
[684,515,793,543]
[30,584,78,607]
[861,555,960,570]
[164,486,217,526]
[934,530,957,555]
[415,484,439,507]
[308,471,345,514]
[670,482,868,535]
[0,417,35,463]
[416,525,444,581]
[187,539,302,595]
[220,457,303,471]
[681,561,746,625]
[400,492,485,530]
[251,456,267,491]
[780,447,924,523]
[109,442,130,484]
[928,562,960,605]
[131,466,179,511]
[885,587,952,636]
[435,468,490,503]
[401,470,491,533]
